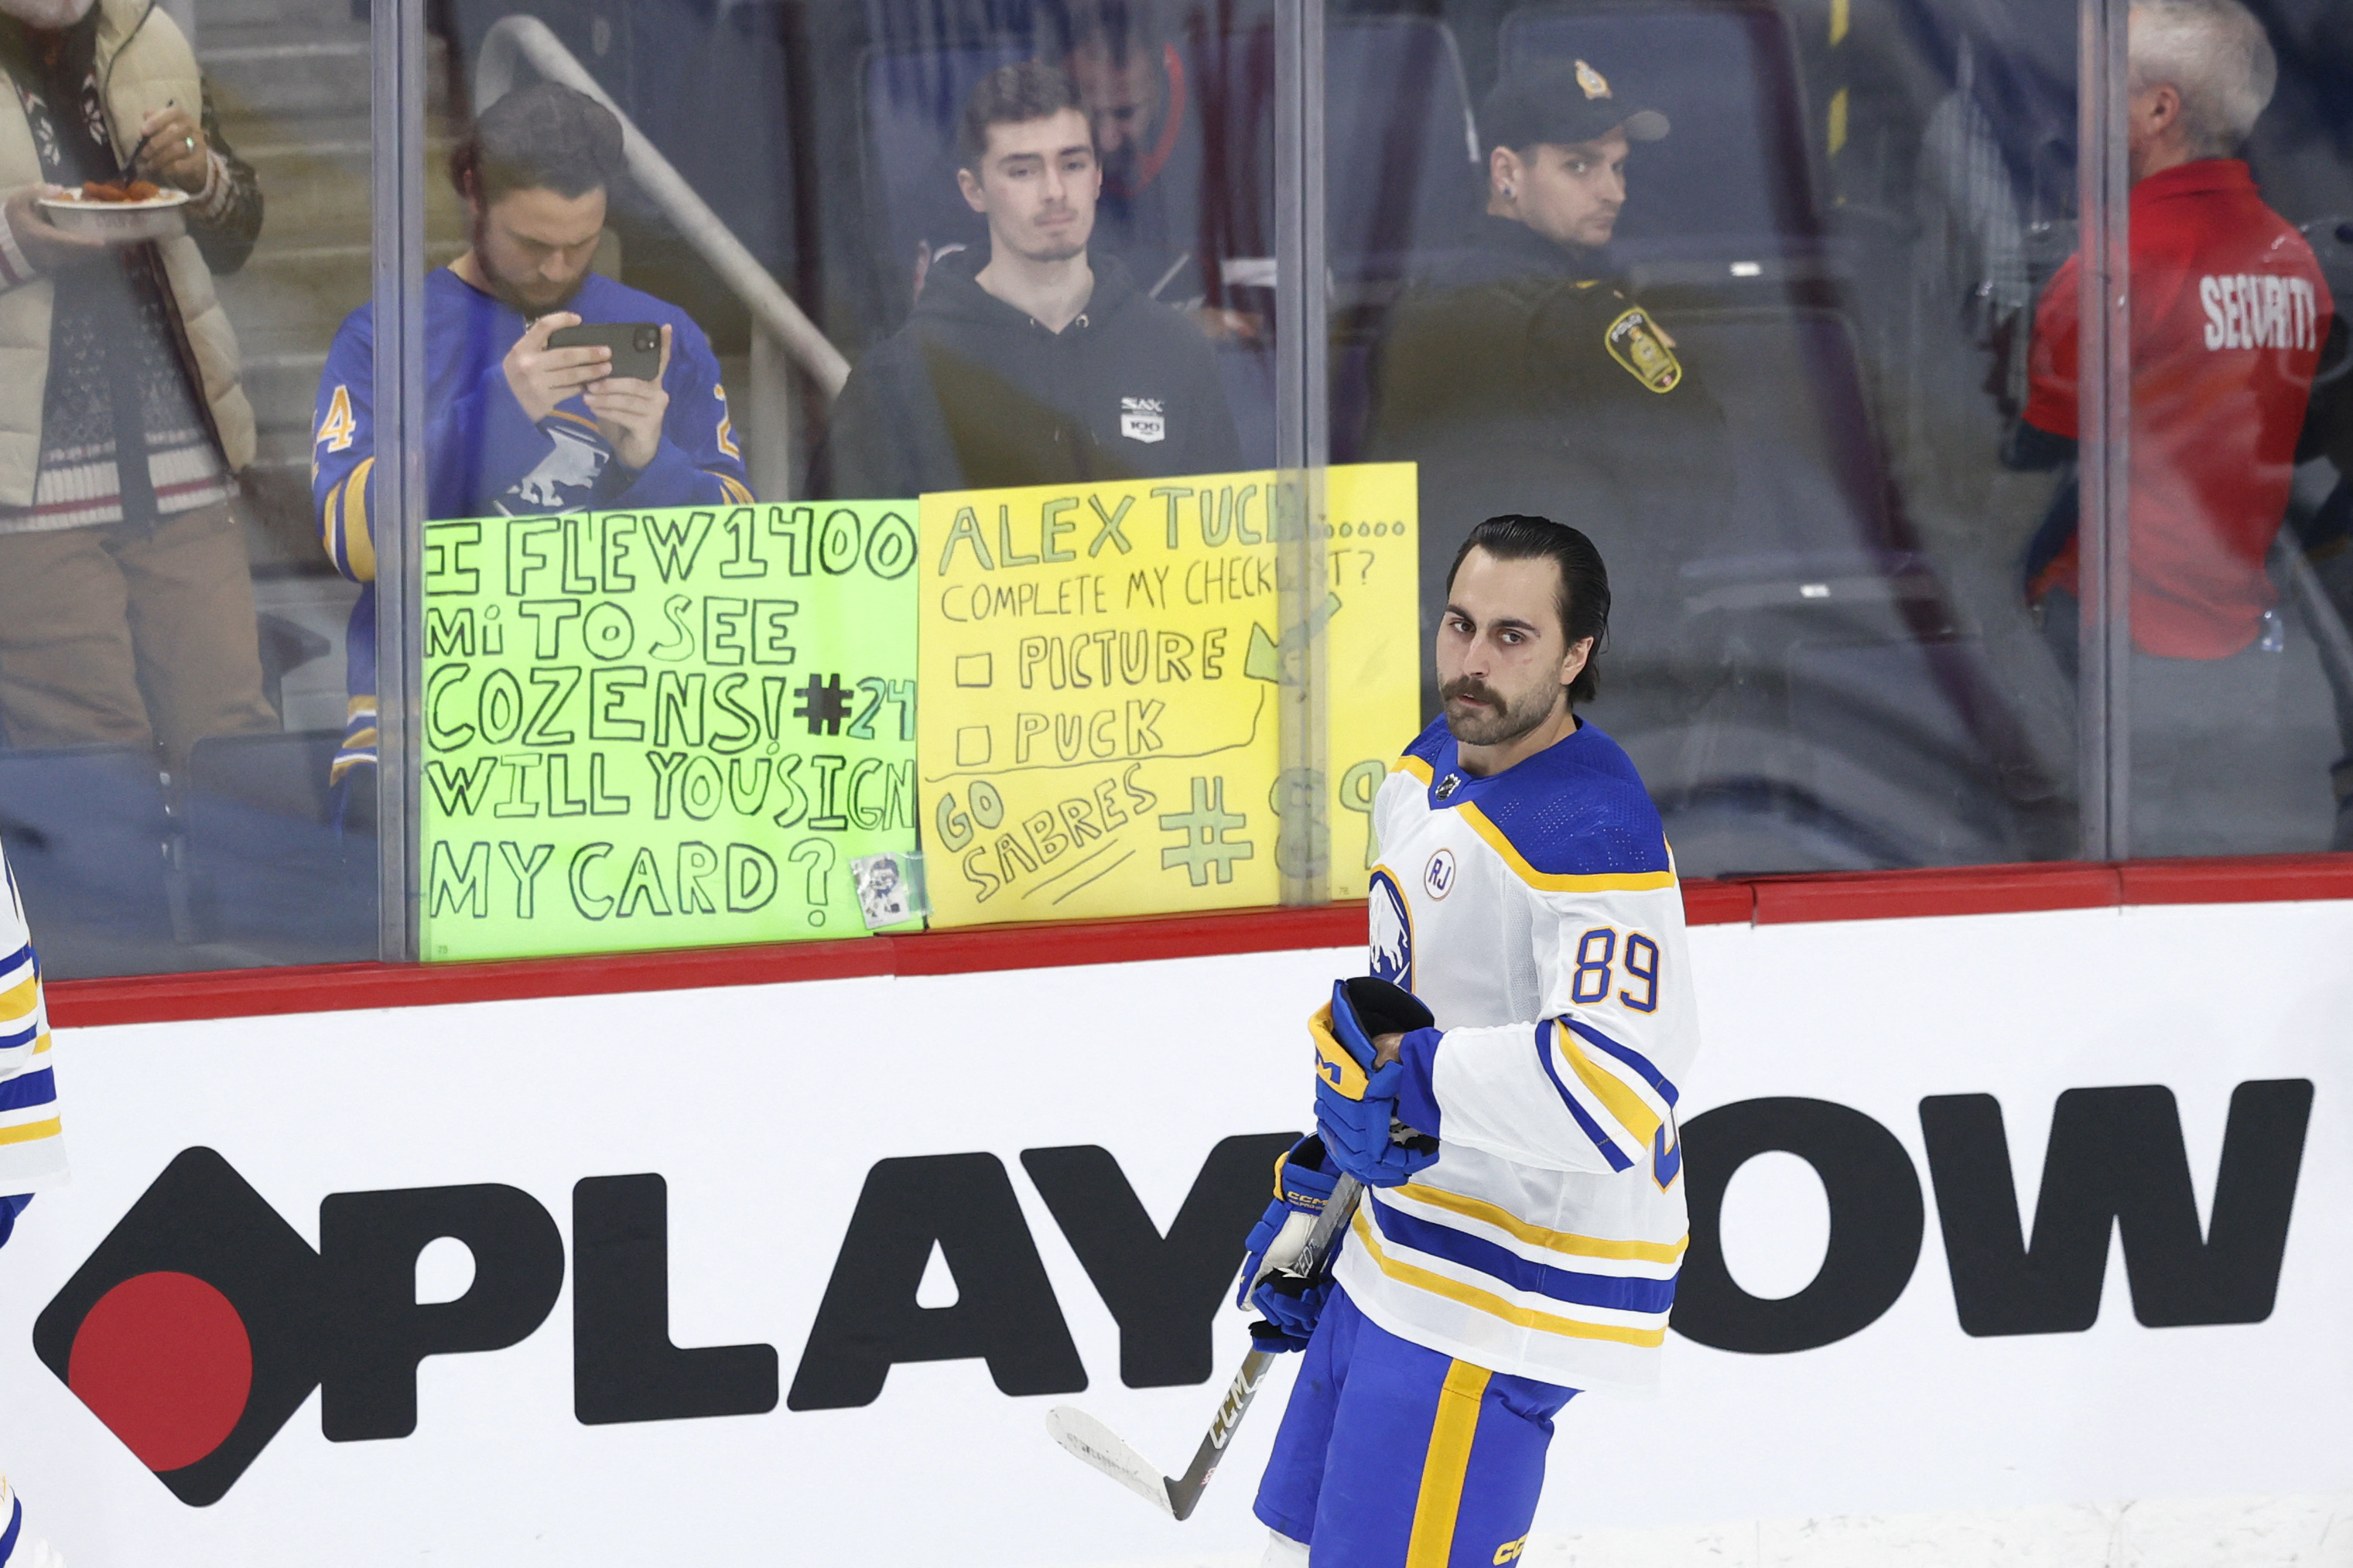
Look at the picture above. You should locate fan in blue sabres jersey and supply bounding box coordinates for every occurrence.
[1236,514,1699,1567]
[310,83,752,784]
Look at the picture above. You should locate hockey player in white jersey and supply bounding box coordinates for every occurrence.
[0,837,69,1568]
[1236,514,1697,1566]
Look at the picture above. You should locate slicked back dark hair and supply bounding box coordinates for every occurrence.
[957,60,1092,171]
[452,82,624,206]
[1445,514,1612,705]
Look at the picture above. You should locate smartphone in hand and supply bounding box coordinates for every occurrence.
[545,321,662,383]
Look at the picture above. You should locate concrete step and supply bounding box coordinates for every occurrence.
[219,147,463,256]
[188,0,361,32]
[234,145,372,243]
[213,236,464,359]
[200,39,371,124]
[241,348,328,434]
[196,25,460,128]
[252,429,316,471]
[173,5,462,582]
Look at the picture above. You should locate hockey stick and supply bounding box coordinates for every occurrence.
[1045,1172,1364,1521]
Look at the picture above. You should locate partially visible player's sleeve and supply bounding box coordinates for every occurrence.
[0,1471,66,1566]
[0,842,65,1197]
[313,307,378,583]
[607,317,755,507]
[1393,880,1697,1178]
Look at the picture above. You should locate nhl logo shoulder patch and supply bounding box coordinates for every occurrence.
[1605,306,1682,393]
[1120,396,1167,443]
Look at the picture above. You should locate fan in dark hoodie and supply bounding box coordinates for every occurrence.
[825,60,1241,498]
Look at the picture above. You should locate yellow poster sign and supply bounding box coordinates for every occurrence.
[918,463,1419,927]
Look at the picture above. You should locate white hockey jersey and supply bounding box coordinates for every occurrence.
[0,842,64,1196]
[1330,716,1698,1391]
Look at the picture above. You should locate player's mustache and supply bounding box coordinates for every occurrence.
[1440,676,1503,708]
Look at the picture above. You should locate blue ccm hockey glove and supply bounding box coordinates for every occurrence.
[1236,1135,1341,1351]
[1312,975,1442,1188]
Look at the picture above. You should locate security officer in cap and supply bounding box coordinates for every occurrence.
[1366,58,1734,721]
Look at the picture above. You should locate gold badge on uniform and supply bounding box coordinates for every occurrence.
[1575,59,1611,99]
[1605,306,1682,392]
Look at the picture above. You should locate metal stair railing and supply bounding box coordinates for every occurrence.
[474,15,850,501]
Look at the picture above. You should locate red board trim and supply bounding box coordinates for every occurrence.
[48,856,2353,1028]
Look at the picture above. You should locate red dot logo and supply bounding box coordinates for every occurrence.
[67,1271,253,1472]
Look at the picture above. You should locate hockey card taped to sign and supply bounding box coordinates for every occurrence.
[918,464,1420,926]
[419,503,922,962]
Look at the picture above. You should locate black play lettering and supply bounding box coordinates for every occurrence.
[1674,1098,1924,1354]
[785,1154,1086,1409]
[1022,1135,1298,1387]
[1920,1080,2313,1335]
[573,1175,778,1425]
[316,1184,565,1441]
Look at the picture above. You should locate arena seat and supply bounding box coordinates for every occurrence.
[860,37,1032,302]
[1318,17,1481,283]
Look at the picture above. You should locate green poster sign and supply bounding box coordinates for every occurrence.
[419,503,920,962]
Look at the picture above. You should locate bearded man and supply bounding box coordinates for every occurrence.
[1238,512,1701,1568]
[310,80,751,784]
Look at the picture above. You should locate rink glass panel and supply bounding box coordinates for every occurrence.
[0,0,383,978]
[1332,0,2110,878]
[2111,5,2353,859]
[19,0,2353,976]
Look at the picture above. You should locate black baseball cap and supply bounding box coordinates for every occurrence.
[1480,59,1669,152]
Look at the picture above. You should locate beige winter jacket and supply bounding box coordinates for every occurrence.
[0,0,253,506]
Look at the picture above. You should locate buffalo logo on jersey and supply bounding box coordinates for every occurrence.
[1606,306,1682,392]
[1367,869,1413,991]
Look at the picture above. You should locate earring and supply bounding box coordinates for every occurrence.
[1502,185,1515,200]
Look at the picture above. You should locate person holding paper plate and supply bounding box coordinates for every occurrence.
[0,0,272,764]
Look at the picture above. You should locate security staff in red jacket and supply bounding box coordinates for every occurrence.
[2019,0,2338,853]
